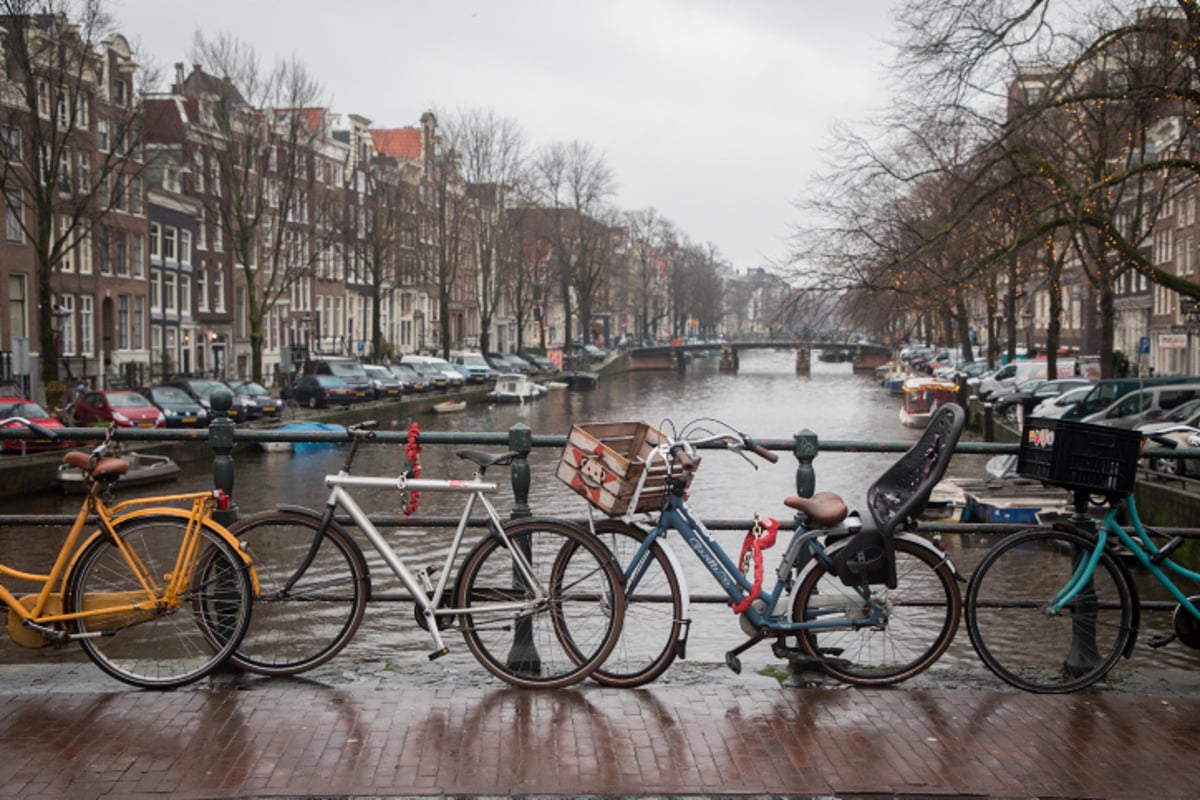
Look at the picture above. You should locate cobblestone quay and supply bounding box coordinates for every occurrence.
[1,663,1198,799]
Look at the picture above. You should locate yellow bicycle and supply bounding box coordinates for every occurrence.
[0,419,257,689]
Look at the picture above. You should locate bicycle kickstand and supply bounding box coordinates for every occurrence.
[724,631,766,674]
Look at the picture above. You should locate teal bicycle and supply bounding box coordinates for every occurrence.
[965,418,1200,693]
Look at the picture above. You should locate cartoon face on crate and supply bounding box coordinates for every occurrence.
[567,445,617,505]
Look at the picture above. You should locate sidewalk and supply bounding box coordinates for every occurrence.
[1,662,1199,799]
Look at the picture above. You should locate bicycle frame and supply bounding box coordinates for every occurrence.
[620,493,889,635]
[318,470,557,658]
[1049,494,1200,621]
[1,489,254,640]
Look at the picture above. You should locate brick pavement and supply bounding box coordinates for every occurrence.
[2,664,1200,799]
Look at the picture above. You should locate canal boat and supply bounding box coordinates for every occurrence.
[56,451,180,493]
[489,373,546,404]
[561,371,599,390]
[434,399,467,413]
[898,377,958,427]
[258,421,346,453]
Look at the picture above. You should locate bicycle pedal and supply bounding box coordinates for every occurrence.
[1147,633,1176,649]
[427,647,449,661]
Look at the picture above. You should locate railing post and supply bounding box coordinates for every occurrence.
[793,429,818,499]
[208,387,238,526]
[508,423,532,519]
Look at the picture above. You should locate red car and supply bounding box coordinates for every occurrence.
[0,397,68,452]
[72,390,166,429]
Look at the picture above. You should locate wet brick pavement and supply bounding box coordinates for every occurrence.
[2,663,1200,799]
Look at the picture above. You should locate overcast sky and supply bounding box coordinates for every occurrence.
[112,0,901,273]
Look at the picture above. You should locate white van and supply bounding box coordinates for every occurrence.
[978,359,1076,401]
[1081,383,1200,428]
[401,355,464,389]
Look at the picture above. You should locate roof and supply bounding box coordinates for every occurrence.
[371,128,421,159]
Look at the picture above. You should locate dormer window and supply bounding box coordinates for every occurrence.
[112,78,126,107]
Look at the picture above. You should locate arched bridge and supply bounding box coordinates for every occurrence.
[624,341,893,374]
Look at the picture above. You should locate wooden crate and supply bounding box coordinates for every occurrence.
[556,421,689,516]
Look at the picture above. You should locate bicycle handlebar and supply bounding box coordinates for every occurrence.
[0,416,57,440]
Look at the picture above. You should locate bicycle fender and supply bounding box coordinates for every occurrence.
[891,532,964,582]
[66,508,260,595]
[651,537,691,623]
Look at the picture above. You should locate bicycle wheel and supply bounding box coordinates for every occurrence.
[965,526,1134,693]
[455,517,625,689]
[225,510,370,676]
[792,536,960,686]
[67,515,254,689]
[580,519,685,687]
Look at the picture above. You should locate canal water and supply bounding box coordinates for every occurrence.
[5,349,1199,690]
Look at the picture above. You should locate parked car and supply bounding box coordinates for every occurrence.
[1137,398,1200,476]
[139,385,209,428]
[486,352,533,374]
[304,358,374,401]
[72,390,166,429]
[388,362,425,393]
[993,378,1093,426]
[519,352,560,374]
[1080,382,1200,429]
[362,364,404,400]
[284,374,358,408]
[977,359,1078,402]
[0,397,67,452]
[166,377,255,422]
[227,380,283,420]
[1028,384,1094,420]
[448,351,495,384]
[401,355,463,389]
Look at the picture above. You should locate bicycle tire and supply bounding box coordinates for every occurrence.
[965,526,1134,693]
[67,515,254,689]
[224,510,370,676]
[792,536,961,686]
[575,519,685,687]
[455,517,625,689]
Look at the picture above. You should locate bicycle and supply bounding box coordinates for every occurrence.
[555,405,966,688]
[0,419,257,688]
[965,417,1200,693]
[226,421,626,689]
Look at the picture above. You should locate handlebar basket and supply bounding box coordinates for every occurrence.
[1016,417,1142,498]
[557,421,692,515]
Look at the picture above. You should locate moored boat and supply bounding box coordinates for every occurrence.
[434,400,467,413]
[489,373,547,404]
[258,421,347,453]
[57,451,181,493]
[898,378,958,427]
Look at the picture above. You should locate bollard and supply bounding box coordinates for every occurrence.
[792,429,818,499]
[208,387,239,527]
[505,422,539,673]
[508,423,532,519]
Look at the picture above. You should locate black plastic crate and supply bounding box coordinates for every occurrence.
[1017,417,1142,498]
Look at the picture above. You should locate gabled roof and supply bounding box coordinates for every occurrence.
[371,128,421,160]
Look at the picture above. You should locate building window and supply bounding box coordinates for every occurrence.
[2,126,19,163]
[193,152,204,193]
[79,294,93,356]
[213,268,225,312]
[97,118,109,152]
[115,231,129,277]
[164,271,177,313]
[133,296,144,349]
[197,208,207,250]
[150,269,161,312]
[180,230,192,265]
[197,266,209,312]
[163,226,177,262]
[74,151,89,195]
[148,222,160,260]
[78,231,91,275]
[118,295,129,349]
[181,274,191,316]
[8,274,26,340]
[112,78,127,107]
[133,234,144,278]
[58,294,75,355]
[5,190,22,243]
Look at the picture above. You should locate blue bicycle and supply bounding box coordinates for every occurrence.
[559,405,966,688]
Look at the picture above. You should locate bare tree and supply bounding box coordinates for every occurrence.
[441,108,526,355]
[0,0,149,388]
[624,207,672,344]
[530,140,615,354]
[188,31,331,382]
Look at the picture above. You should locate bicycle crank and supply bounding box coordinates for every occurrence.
[413,593,455,631]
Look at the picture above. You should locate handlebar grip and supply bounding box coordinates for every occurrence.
[27,421,56,439]
[749,442,778,463]
[670,444,697,470]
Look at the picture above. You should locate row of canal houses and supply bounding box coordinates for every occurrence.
[0,17,792,402]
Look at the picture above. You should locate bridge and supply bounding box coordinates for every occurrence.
[624,341,893,374]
